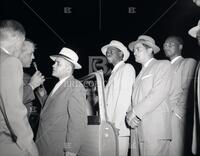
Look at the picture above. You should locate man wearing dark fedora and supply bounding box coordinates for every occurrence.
[101,40,136,156]
[126,35,173,156]
[188,19,200,155]
[36,47,87,156]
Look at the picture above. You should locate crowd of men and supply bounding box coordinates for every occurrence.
[0,19,199,156]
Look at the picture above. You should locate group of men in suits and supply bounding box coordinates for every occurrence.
[102,31,199,156]
[0,18,199,156]
[0,20,87,156]
[103,36,174,156]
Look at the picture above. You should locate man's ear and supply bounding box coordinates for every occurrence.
[179,44,183,51]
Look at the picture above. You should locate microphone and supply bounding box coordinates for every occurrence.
[33,61,53,80]
[32,61,45,89]
[33,61,38,71]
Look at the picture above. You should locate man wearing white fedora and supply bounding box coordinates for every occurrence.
[101,40,136,156]
[188,19,200,155]
[126,35,173,156]
[36,47,87,156]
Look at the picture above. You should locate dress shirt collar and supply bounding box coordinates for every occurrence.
[112,61,124,73]
[50,76,70,96]
[0,47,10,54]
[144,58,154,68]
[59,76,70,84]
[171,56,181,64]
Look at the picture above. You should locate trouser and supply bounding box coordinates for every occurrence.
[131,138,170,156]
[139,140,170,156]
[169,114,185,156]
[118,136,129,156]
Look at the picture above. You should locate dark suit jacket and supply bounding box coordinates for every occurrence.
[0,49,38,156]
[23,72,47,116]
[36,76,87,156]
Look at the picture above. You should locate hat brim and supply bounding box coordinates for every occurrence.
[101,45,130,61]
[50,55,82,69]
[128,40,160,54]
[188,26,200,38]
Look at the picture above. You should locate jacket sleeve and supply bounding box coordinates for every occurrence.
[134,61,173,119]
[65,83,87,154]
[175,59,197,118]
[23,84,35,104]
[1,57,38,156]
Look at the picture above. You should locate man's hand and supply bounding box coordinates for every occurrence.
[126,111,141,129]
[64,151,76,156]
[29,71,45,90]
[37,86,46,97]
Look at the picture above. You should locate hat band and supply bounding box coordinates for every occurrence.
[138,39,155,45]
[58,54,74,61]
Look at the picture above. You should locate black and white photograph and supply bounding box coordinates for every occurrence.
[0,0,200,156]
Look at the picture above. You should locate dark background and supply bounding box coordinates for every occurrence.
[1,0,200,91]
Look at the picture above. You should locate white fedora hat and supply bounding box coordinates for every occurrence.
[101,40,130,61]
[50,47,82,69]
[188,20,200,38]
[128,35,160,54]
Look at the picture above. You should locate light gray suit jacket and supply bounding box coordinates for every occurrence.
[0,49,38,156]
[131,58,173,141]
[36,76,87,156]
[169,56,197,118]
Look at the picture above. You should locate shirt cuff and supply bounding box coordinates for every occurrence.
[28,83,34,90]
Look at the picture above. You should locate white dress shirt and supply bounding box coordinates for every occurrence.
[50,76,69,96]
[112,61,124,73]
[1,47,10,54]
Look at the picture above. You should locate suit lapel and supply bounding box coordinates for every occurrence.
[106,62,125,88]
[135,58,156,82]
[41,76,74,115]
[171,56,183,72]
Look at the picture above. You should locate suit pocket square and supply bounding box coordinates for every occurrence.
[141,74,152,80]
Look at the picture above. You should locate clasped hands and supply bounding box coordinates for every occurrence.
[126,110,141,129]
